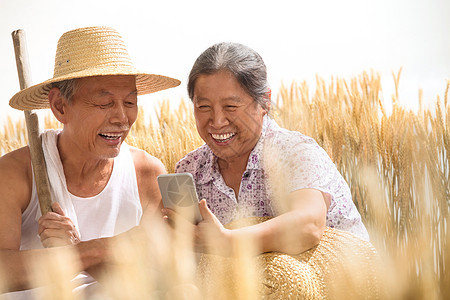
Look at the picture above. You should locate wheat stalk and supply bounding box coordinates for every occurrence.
[0,72,448,299]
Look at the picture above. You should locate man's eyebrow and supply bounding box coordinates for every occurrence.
[98,90,112,96]
[98,90,138,96]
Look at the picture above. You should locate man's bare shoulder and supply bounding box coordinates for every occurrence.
[129,146,166,176]
[0,146,32,212]
[128,146,166,214]
[0,146,32,174]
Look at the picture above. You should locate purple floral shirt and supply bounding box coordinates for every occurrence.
[176,116,369,241]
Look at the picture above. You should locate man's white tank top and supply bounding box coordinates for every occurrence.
[20,142,142,250]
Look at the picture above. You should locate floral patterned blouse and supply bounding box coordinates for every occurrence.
[175,116,369,241]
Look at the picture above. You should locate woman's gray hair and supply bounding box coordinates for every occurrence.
[187,42,270,111]
[50,78,78,103]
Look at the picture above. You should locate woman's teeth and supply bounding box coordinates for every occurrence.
[211,133,235,142]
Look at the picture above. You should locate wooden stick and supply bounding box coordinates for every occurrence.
[12,29,52,215]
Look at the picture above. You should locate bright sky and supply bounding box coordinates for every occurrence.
[1,0,449,126]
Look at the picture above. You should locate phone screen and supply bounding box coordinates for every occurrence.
[157,173,202,224]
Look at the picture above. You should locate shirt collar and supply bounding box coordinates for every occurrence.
[195,146,217,185]
[244,115,270,170]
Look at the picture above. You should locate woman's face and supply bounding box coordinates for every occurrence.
[193,70,267,164]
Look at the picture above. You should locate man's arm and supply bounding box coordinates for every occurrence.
[130,147,166,224]
[0,147,110,292]
[0,146,35,290]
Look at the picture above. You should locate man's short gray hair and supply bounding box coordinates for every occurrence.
[50,78,78,103]
[187,42,270,111]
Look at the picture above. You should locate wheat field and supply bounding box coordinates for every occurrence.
[0,71,448,299]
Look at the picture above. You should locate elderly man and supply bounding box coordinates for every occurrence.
[0,26,179,297]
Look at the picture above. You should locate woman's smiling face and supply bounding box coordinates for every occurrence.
[193,70,267,164]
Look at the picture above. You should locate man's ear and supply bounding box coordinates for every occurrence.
[48,88,67,123]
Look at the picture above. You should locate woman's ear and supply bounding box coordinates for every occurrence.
[264,101,271,114]
[263,88,271,115]
[48,87,67,123]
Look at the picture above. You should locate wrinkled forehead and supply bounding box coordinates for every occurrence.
[194,71,247,94]
[73,75,137,96]
[76,75,136,89]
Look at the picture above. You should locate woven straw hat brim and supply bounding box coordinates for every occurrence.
[9,70,181,111]
[9,26,181,110]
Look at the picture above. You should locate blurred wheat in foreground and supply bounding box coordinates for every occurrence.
[0,71,448,299]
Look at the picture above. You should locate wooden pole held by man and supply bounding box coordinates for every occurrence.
[11,29,52,215]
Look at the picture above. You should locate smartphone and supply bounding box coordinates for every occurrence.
[157,173,202,224]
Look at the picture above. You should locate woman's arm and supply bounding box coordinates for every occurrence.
[182,188,330,256]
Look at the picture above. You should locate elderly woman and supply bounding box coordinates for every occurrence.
[168,42,369,257]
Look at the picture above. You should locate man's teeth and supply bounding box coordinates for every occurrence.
[99,133,121,140]
[211,133,235,141]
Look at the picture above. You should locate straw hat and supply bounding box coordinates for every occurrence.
[9,26,181,110]
[197,217,385,299]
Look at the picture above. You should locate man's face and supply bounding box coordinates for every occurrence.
[62,75,138,159]
[193,70,267,164]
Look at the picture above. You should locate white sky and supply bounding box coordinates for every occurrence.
[1,0,449,126]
